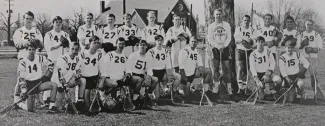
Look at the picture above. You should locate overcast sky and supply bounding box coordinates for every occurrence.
[0,0,323,25]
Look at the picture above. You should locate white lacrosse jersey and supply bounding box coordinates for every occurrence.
[179,46,203,76]
[300,30,323,58]
[13,26,43,59]
[77,24,101,50]
[80,50,102,77]
[147,47,171,70]
[234,26,256,50]
[258,25,278,54]
[18,55,48,81]
[249,47,275,77]
[101,26,120,46]
[100,51,127,79]
[279,51,310,77]
[118,24,140,39]
[52,54,80,83]
[44,30,71,61]
[141,24,165,43]
[126,52,153,76]
[207,21,232,49]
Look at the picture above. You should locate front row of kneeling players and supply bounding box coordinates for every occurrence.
[15,34,309,114]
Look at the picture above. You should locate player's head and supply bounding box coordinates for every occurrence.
[23,11,34,26]
[107,14,115,24]
[255,36,265,50]
[85,12,94,25]
[123,13,132,25]
[264,13,273,26]
[178,32,190,44]
[172,14,181,26]
[52,16,63,30]
[305,19,314,31]
[138,40,148,53]
[147,11,156,24]
[242,15,251,26]
[89,35,101,50]
[27,41,38,56]
[284,35,297,55]
[285,16,295,29]
[70,42,80,56]
[189,36,198,48]
[116,37,126,50]
[214,8,223,21]
[154,35,164,46]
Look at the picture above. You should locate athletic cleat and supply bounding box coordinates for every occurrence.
[47,106,61,114]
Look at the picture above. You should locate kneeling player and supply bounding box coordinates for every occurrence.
[16,42,59,113]
[52,42,86,110]
[279,36,309,102]
[179,36,205,102]
[249,36,282,100]
[147,35,181,99]
[126,40,158,106]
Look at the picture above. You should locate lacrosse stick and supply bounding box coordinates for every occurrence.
[64,89,79,114]
[308,54,325,104]
[274,78,298,105]
[244,86,260,105]
[199,77,213,106]
[121,86,136,111]
[168,51,183,104]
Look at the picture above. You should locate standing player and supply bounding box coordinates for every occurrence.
[126,40,158,106]
[178,36,204,102]
[77,12,101,51]
[16,42,59,113]
[299,19,323,92]
[101,14,119,46]
[249,36,282,100]
[279,36,309,103]
[118,13,140,56]
[280,16,301,52]
[147,35,181,99]
[141,11,165,46]
[207,8,232,95]
[165,14,192,73]
[79,36,102,109]
[234,15,256,94]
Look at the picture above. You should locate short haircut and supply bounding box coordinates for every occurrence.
[154,35,164,41]
[71,41,80,48]
[52,16,62,23]
[264,13,273,19]
[178,33,190,44]
[305,19,314,24]
[147,11,156,17]
[123,13,132,19]
[86,12,93,18]
[107,14,116,19]
[285,15,294,22]
[89,35,100,43]
[173,14,180,19]
[214,8,223,15]
[23,11,34,19]
[255,36,265,42]
[138,40,148,46]
[242,15,251,20]
[116,37,125,44]
[27,41,38,49]
[285,36,297,47]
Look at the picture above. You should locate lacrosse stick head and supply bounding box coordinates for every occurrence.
[103,98,117,111]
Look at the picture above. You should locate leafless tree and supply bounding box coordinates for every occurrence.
[35,13,52,42]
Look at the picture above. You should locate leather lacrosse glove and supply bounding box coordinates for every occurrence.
[298,67,307,78]
[60,35,70,48]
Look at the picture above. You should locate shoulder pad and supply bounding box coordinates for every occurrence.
[279,55,286,63]
[183,48,190,55]
[62,56,68,64]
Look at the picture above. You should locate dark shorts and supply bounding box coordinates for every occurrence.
[212,46,231,60]
[132,73,144,79]
[26,79,42,95]
[82,75,99,90]
[174,67,179,73]
[186,74,195,83]
[283,74,300,88]
[235,49,253,61]
[153,69,166,82]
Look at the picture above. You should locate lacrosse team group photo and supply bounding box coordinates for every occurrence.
[0,0,325,125]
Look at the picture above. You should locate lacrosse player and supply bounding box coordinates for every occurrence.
[147,35,181,99]
[299,19,323,94]
[141,11,166,47]
[79,36,102,109]
[234,15,256,95]
[126,40,158,107]
[77,12,101,51]
[280,16,301,50]
[118,13,140,56]
[207,8,233,95]
[101,14,120,46]
[279,36,309,103]
[165,14,192,73]
[179,36,204,102]
[15,41,60,113]
[249,36,282,100]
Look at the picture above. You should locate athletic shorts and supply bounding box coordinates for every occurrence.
[235,49,253,61]
[82,75,99,90]
[212,46,231,60]
[153,69,166,82]
[26,79,42,95]
[283,74,300,88]
[186,74,195,83]
[132,73,144,79]
[174,67,180,73]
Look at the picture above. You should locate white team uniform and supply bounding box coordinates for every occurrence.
[300,30,323,58]
[13,26,43,59]
[80,50,102,77]
[51,54,80,85]
[249,47,275,77]
[165,26,192,68]
[207,21,232,49]
[44,30,71,62]
[178,46,203,76]
[77,24,101,51]
[234,26,256,50]
[118,24,140,56]
[147,47,171,70]
[141,24,165,43]
[126,52,153,76]
[100,51,127,80]
[280,29,300,50]
[279,52,310,77]
[18,55,48,81]
[101,25,120,46]
[257,25,278,54]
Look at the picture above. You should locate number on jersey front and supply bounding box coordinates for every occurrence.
[54,36,59,42]
[67,63,77,70]
[24,33,35,40]
[257,56,266,64]
[104,32,116,39]
[304,36,314,41]
[85,57,97,66]
[243,32,250,38]
[190,54,197,60]
[28,64,38,73]
[263,31,274,37]
[125,30,135,36]
[287,59,295,67]
[86,30,94,37]
[149,29,158,35]
[135,60,147,70]
[114,56,126,63]
[155,54,165,61]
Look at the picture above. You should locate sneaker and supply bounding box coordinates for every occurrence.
[47,106,61,114]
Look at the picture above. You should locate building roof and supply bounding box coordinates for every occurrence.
[132,9,158,26]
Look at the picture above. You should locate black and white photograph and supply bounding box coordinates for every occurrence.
[0,0,325,125]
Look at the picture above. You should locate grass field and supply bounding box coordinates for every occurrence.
[1,51,325,126]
